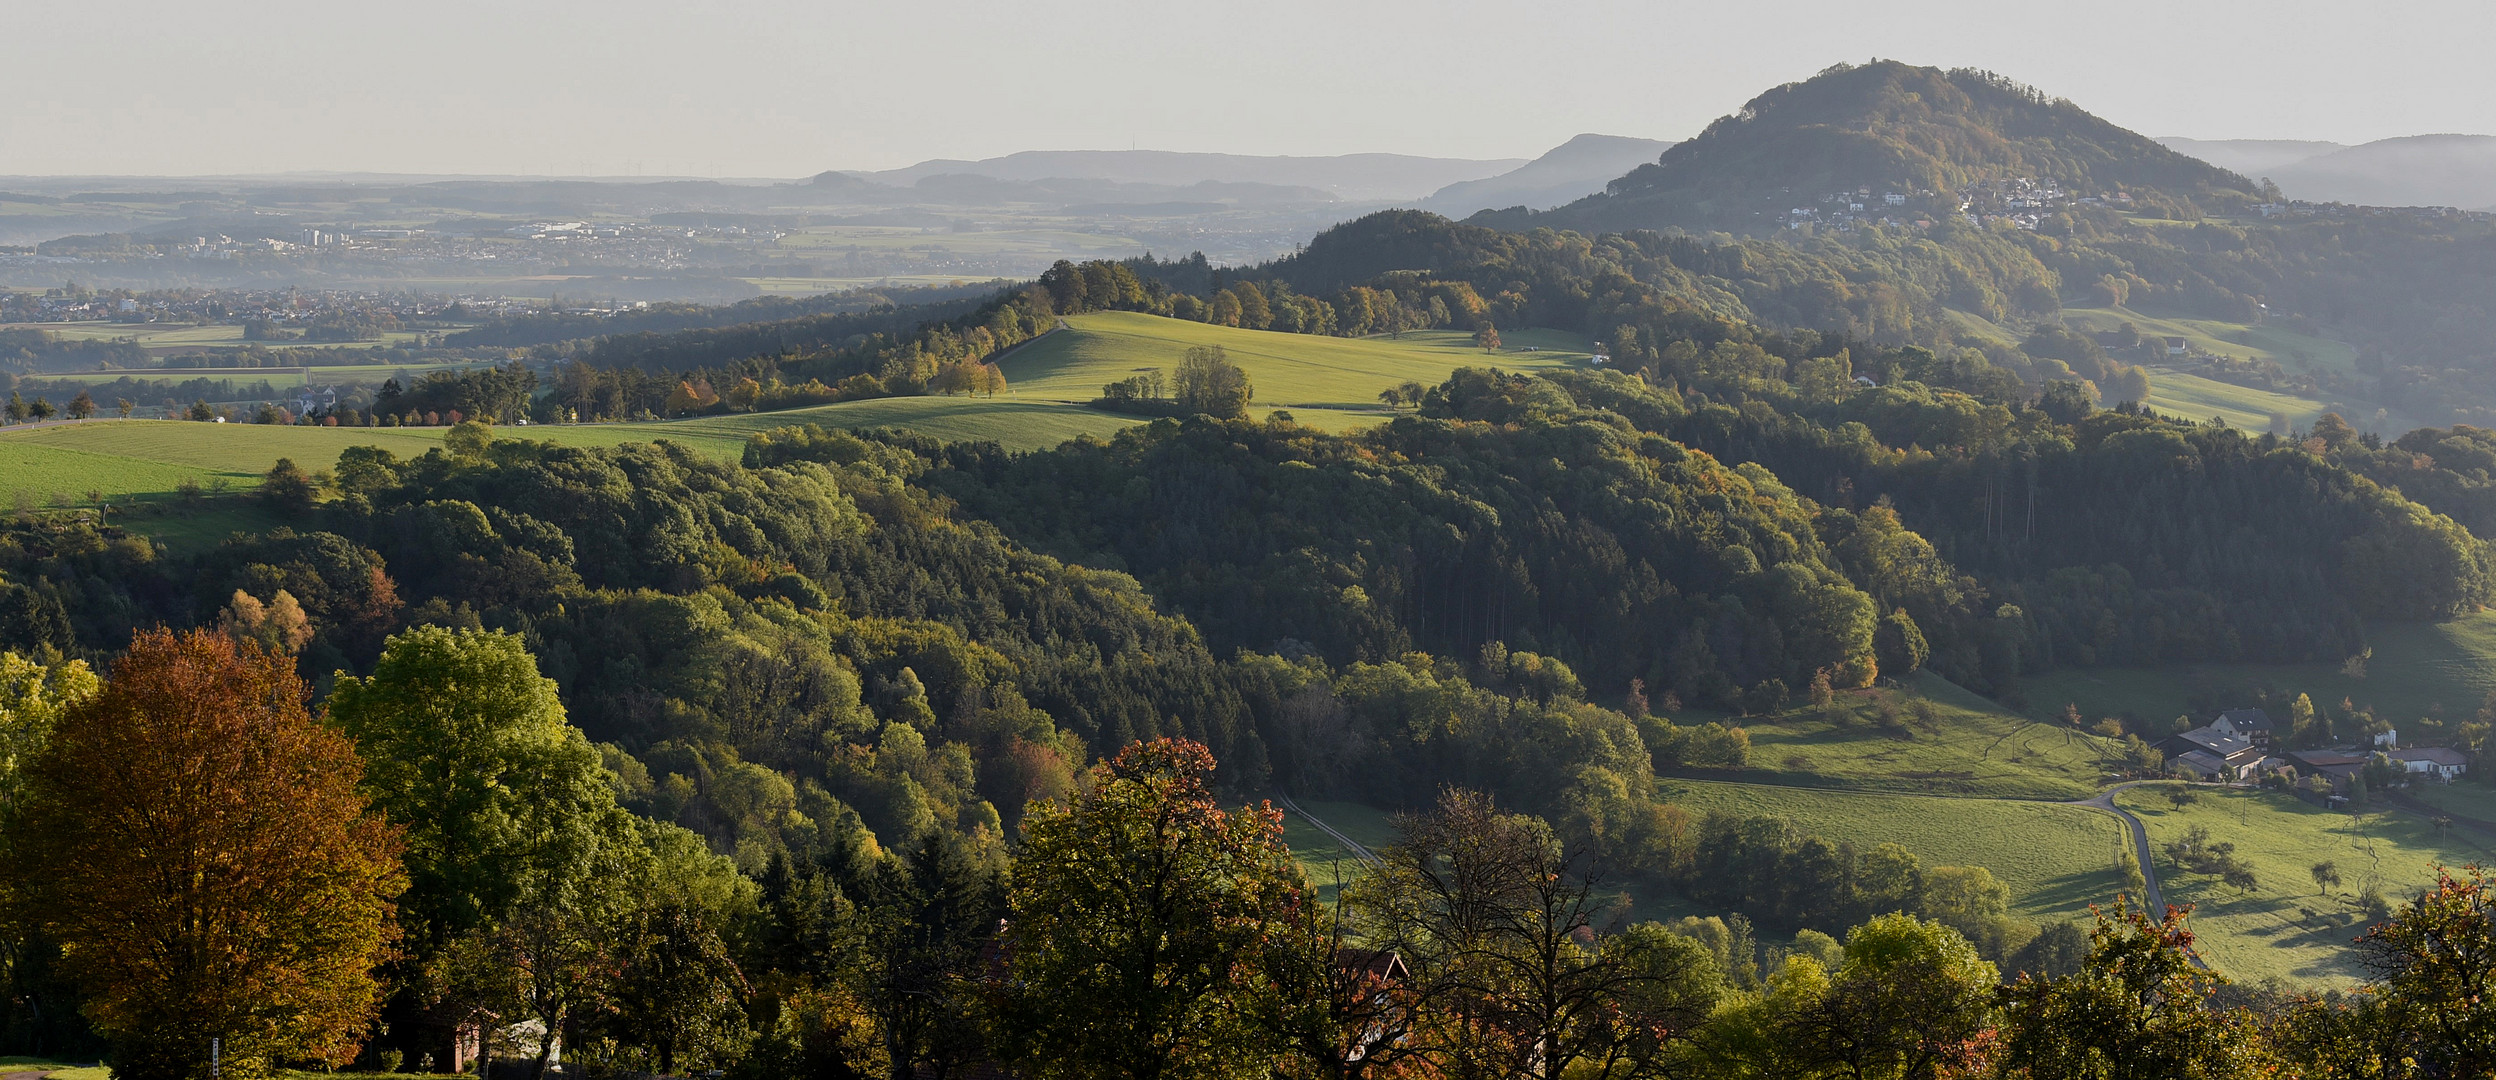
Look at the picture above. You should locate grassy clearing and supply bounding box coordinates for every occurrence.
[1008,312,1594,412]
[647,396,1139,452]
[114,502,293,554]
[0,398,1130,505]
[1276,798,1400,903]
[1658,779,2132,925]
[2017,612,2496,733]
[2137,367,2328,431]
[2115,784,2495,986]
[1678,674,2119,800]
[2060,306,2361,376]
[0,314,1605,503]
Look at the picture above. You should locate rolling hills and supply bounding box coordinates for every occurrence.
[2268,134,2496,209]
[847,148,1526,202]
[1415,133,1674,217]
[0,313,1602,507]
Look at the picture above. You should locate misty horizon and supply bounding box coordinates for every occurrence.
[7,0,2496,177]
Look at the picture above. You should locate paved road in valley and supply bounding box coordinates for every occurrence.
[2070,780,2210,968]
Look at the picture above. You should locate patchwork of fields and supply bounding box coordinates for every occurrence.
[0,312,1600,507]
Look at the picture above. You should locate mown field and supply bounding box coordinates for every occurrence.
[2115,783,2496,985]
[0,313,1605,509]
[2018,611,2496,733]
[1011,311,1595,411]
[1677,674,2118,800]
[2059,305,2361,377]
[2138,367,2332,431]
[1657,779,2132,925]
[0,399,1143,510]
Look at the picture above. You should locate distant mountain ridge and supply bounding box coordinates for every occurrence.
[2155,138,2349,177]
[848,149,1526,202]
[1415,134,1676,216]
[2267,135,2496,209]
[1507,61,2256,235]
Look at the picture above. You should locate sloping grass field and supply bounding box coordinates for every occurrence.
[1681,674,2119,800]
[2138,367,2330,431]
[2018,611,2496,733]
[2115,784,2496,986]
[1657,779,2133,925]
[0,313,1603,508]
[0,402,1128,508]
[1276,798,1398,903]
[2059,306,2361,376]
[1006,311,1594,410]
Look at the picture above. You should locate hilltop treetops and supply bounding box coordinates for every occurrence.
[9,633,2496,1080]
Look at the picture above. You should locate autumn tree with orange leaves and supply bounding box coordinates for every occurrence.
[999,738,1306,1080]
[9,629,404,1080]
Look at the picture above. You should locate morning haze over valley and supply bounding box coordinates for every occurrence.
[7,3,2496,1078]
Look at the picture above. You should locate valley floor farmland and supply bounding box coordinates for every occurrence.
[1656,779,2133,926]
[2116,784,2495,985]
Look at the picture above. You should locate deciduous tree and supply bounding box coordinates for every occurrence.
[12,629,403,1080]
[1998,900,2255,1080]
[2359,864,2496,1074]
[1000,738,1303,1080]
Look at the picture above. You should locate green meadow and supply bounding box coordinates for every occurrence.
[2138,368,2331,431]
[1677,674,2119,800]
[1008,311,1595,411]
[2017,611,2496,732]
[2059,306,2361,377]
[0,313,1606,509]
[1276,798,1398,903]
[2115,784,2496,985]
[1656,779,2133,925]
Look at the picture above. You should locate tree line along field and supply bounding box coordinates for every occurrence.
[0,312,1603,510]
[1654,780,2132,926]
[1006,310,1594,411]
[14,360,506,396]
[1677,674,2118,800]
[2017,611,2496,735]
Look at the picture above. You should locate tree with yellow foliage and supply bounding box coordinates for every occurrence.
[12,630,404,1080]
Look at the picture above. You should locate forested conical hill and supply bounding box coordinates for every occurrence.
[1502,60,2257,235]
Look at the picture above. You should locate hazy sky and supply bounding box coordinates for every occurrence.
[4,0,2492,177]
